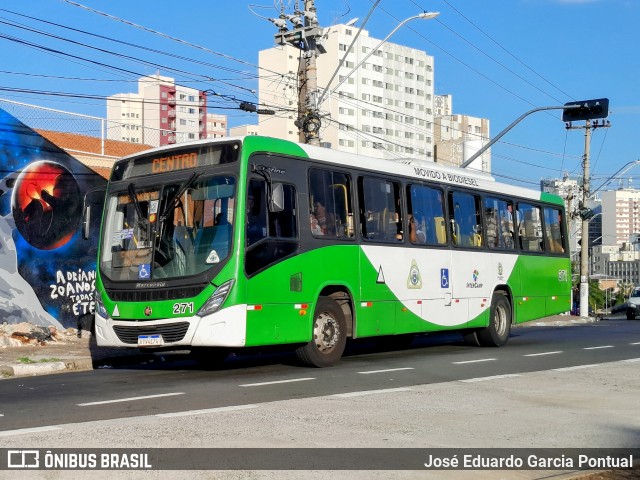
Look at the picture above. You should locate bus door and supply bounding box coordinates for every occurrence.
[406,185,455,330]
[447,190,485,327]
[357,177,402,336]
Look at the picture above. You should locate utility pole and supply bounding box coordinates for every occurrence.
[272,0,325,145]
[563,99,610,317]
[577,120,592,318]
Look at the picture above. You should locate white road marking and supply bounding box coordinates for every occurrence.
[623,358,640,363]
[77,392,185,406]
[0,426,62,437]
[460,374,521,383]
[156,404,258,417]
[523,351,563,357]
[452,358,496,365]
[358,367,415,374]
[552,364,601,371]
[630,342,640,345]
[332,387,412,398]
[583,346,614,350]
[239,378,315,387]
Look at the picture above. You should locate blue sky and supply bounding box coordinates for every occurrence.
[0,0,637,190]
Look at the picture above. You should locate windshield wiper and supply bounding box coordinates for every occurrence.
[159,172,200,224]
[127,182,148,234]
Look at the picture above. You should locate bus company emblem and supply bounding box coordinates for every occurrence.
[467,269,483,289]
[498,263,503,277]
[144,306,152,317]
[558,269,568,282]
[407,260,422,289]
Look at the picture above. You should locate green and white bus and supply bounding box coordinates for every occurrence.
[89,135,571,367]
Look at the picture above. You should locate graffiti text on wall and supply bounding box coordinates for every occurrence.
[50,269,96,316]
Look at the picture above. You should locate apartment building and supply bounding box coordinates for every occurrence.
[434,110,490,172]
[230,124,260,136]
[600,188,640,247]
[206,113,228,139]
[107,74,208,147]
[259,24,435,160]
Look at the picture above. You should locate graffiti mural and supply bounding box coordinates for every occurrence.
[0,108,106,328]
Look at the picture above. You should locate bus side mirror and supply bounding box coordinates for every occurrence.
[269,183,284,213]
[82,204,91,240]
[82,185,107,240]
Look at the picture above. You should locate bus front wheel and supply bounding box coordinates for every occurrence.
[477,293,511,347]
[296,296,347,367]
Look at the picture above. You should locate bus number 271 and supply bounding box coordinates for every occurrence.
[173,302,194,315]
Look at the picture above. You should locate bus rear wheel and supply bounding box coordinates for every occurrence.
[477,293,511,347]
[296,296,347,367]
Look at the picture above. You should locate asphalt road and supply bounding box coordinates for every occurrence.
[1,317,639,433]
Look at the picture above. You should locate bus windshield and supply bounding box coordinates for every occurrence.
[100,175,236,281]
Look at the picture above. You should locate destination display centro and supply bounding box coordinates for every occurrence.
[110,142,240,181]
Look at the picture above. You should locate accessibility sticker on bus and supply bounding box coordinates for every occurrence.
[441,268,449,288]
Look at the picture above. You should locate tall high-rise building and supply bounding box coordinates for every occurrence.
[259,24,435,160]
[600,188,640,247]
[107,74,208,147]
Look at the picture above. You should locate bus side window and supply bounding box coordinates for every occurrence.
[309,168,354,239]
[407,184,445,245]
[358,176,400,243]
[449,191,482,248]
[518,203,543,252]
[543,206,565,253]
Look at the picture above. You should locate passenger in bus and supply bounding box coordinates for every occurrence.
[501,204,516,249]
[312,199,336,236]
[408,215,426,244]
[310,212,324,236]
[485,208,499,248]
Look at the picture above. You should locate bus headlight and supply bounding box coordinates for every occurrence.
[197,280,234,317]
[95,291,108,318]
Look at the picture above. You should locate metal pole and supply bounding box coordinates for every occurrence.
[100,118,105,156]
[579,120,592,317]
[460,105,580,169]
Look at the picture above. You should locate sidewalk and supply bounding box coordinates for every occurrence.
[0,323,153,378]
[0,314,599,379]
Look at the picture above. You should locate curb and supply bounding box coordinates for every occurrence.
[1,361,68,377]
[0,355,150,378]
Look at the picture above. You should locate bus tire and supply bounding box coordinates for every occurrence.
[296,296,347,367]
[477,293,511,347]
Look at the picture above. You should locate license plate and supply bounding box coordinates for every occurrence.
[137,334,164,347]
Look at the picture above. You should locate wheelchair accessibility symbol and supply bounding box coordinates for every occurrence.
[138,264,150,279]
[440,268,449,288]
